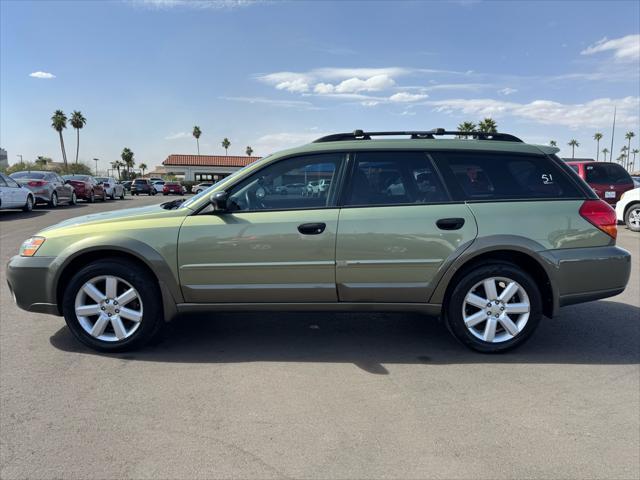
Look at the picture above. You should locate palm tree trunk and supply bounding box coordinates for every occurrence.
[59,131,68,167]
[196,138,200,155]
[75,129,80,164]
[572,145,575,159]
[596,140,600,161]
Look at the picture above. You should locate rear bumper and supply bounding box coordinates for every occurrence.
[541,245,631,311]
[6,255,60,315]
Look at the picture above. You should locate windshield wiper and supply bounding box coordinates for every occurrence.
[160,198,186,210]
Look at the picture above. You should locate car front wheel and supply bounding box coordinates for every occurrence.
[49,192,58,208]
[62,259,163,352]
[624,204,640,232]
[445,263,542,353]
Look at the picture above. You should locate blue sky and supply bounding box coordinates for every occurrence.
[1,0,639,171]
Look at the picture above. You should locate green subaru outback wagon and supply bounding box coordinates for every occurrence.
[7,130,631,353]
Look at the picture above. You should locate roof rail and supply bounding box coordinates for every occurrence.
[312,129,523,143]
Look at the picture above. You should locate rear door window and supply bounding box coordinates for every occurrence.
[344,151,448,206]
[584,163,632,185]
[438,151,582,200]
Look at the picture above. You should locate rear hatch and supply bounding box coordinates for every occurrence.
[584,163,634,204]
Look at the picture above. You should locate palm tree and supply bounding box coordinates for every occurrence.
[593,132,603,161]
[457,121,476,138]
[621,145,629,168]
[477,118,498,133]
[625,131,635,168]
[121,148,135,178]
[601,148,609,162]
[631,149,639,172]
[221,138,231,156]
[139,163,147,177]
[245,146,254,157]
[51,110,68,167]
[35,156,49,168]
[549,140,557,147]
[110,160,124,180]
[192,126,202,155]
[69,110,87,164]
[568,139,579,159]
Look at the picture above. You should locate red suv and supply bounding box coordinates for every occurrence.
[566,161,634,205]
[163,182,184,195]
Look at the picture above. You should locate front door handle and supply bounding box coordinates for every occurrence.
[436,217,465,230]
[298,222,326,235]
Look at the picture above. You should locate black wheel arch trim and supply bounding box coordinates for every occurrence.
[52,236,183,318]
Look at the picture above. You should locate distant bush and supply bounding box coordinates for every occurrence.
[57,163,93,175]
[2,161,38,174]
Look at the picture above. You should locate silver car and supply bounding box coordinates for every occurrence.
[0,173,35,211]
[10,171,76,207]
[95,177,125,200]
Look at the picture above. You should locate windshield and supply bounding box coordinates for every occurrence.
[95,177,109,182]
[67,175,91,181]
[10,172,46,179]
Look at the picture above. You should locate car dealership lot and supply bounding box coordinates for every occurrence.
[1,196,638,479]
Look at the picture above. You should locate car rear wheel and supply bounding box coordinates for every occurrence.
[120,190,125,199]
[49,192,58,208]
[23,195,34,212]
[445,263,542,353]
[89,190,95,203]
[624,204,640,232]
[62,260,163,352]
[70,191,77,205]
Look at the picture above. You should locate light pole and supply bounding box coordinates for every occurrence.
[16,154,23,162]
[93,158,99,176]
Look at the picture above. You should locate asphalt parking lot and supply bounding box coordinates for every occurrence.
[1,196,638,479]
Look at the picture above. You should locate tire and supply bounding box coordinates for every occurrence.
[110,191,115,200]
[70,191,77,205]
[445,262,542,353]
[49,192,58,208]
[23,195,34,212]
[163,193,168,196]
[120,189,125,200]
[102,191,107,202]
[62,259,163,352]
[89,190,95,203]
[624,204,640,232]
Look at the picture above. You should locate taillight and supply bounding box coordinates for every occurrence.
[579,199,617,239]
[27,180,47,187]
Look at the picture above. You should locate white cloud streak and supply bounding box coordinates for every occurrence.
[426,96,639,129]
[29,71,55,79]
[581,34,640,62]
[220,96,320,109]
[165,131,191,140]
[136,0,258,9]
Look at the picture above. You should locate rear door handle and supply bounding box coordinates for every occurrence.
[436,218,465,230]
[298,222,326,235]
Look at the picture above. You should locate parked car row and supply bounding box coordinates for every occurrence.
[0,171,130,212]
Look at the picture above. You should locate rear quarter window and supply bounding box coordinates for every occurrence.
[437,151,583,201]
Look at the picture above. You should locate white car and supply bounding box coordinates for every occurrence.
[615,187,640,232]
[152,181,165,193]
[94,177,125,200]
[0,173,35,211]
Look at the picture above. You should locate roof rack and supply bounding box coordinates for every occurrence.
[312,129,523,143]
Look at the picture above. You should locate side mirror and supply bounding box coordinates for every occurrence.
[209,191,228,211]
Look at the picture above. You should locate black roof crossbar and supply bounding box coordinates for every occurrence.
[312,129,523,143]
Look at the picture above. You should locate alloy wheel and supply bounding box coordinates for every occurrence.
[462,276,530,343]
[74,275,144,342]
[628,208,640,229]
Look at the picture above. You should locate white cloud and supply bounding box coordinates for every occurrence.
[581,34,640,61]
[389,92,429,102]
[29,71,55,79]
[275,78,309,93]
[361,100,380,107]
[426,96,640,129]
[334,74,395,93]
[313,82,335,94]
[220,96,319,109]
[165,131,191,140]
[310,67,411,80]
[498,87,517,95]
[136,0,257,9]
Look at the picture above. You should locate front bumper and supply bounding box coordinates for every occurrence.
[6,255,60,315]
[542,245,631,310]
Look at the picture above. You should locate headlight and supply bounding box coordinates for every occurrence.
[20,237,46,257]
[620,191,626,201]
